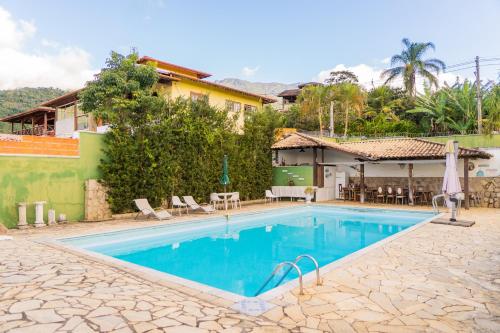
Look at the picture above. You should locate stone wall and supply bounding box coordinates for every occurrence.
[84,179,112,221]
[349,176,500,208]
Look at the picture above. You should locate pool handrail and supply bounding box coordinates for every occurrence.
[254,261,303,296]
[274,254,322,288]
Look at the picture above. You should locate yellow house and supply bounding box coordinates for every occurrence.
[0,56,275,137]
[137,56,275,128]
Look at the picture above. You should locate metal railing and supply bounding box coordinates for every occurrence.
[298,129,490,141]
[254,254,321,296]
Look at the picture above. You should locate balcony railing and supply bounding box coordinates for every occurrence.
[13,125,55,136]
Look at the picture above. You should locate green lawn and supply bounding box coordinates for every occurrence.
[425,134,500,148]
[324,134,499,148]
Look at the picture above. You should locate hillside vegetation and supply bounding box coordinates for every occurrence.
[0,87,66,132]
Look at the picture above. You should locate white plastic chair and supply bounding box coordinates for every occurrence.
[265,190,278,204]
[134,199,172,220]
[171,196,188,215]
[229,192,241,209]
[210,193,224,210]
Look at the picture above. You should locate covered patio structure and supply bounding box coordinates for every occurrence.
[0,106,56,136]
[271,132,491,209]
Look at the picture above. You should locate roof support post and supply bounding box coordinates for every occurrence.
[313,148,318,186]
[11,122,14,134]
[360,164,365,203]
[43,112,48,136]
[31,117,34,135]
[408,163,414,205]
[73,104,78,132]
[464,157,470,210]
[274,150,279,165]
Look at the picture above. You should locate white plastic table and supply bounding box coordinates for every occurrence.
[217,192,234,211]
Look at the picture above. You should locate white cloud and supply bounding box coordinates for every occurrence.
[315,63,464,93]
[0,6,97,90]
[0,7,35,49]
[41,38,60,48]
[381,57,390,65]
[241,66,260,77]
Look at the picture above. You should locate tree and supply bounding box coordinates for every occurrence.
[296,85,332,134]
[79,51,282,212]
[482,84,500,133]
[326,70,359,85]
[332,83,366,136]
[381,38,446,97]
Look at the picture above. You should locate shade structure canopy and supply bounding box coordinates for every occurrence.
[219,154,230,186]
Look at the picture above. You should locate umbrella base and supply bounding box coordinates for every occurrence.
[431,218,475,227]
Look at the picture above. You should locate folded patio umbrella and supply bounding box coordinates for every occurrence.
[442,140,462,209]
[219,154,230,190]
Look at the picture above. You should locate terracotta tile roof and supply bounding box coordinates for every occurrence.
[277,89,301,97]
[339,138,491,160]
[272,133,491,160]
[271,132,373,159]
[138,56,212,79]
[167,72,277,104]
[0,106,55,123]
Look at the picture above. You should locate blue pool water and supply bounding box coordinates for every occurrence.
[61,206,434,297]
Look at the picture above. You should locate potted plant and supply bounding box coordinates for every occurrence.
[304,186,315,203]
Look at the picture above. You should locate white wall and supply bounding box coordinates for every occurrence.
[55,118,74,138]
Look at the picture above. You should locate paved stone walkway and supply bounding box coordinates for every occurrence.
[1,204,499,332]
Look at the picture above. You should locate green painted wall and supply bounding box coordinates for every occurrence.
[272,166,313,186]
[0,132,105,228]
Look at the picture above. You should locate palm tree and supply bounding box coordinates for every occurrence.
[483,85,500,133]
[332,83,366,136]
[297,85,334,134]
[381,38,446,97]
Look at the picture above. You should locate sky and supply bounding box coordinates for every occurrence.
[0,0,499,90]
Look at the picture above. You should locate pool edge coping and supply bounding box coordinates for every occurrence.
[35,204,442,316]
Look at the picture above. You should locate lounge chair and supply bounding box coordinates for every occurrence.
[134,199,173,220]
[182,196,216,214]
[265,190,278,203]
[171,196,188,215]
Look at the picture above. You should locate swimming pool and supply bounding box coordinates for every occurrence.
[60,205,435,297]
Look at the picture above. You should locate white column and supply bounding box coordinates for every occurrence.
[34,201,46,227]
[48,209,56,225]
[17,202,28,229]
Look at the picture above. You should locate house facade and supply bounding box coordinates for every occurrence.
[0,56,276,137]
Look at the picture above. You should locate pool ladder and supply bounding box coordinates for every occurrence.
[254,254,321,296]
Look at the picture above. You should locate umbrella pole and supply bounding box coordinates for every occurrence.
[224,184,227,211]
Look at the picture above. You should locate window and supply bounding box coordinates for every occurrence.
[244,104,257,113]
[75,103,89,130]
[225,100,241,113]
[190,91,208,102]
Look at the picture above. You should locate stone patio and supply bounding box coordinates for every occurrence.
[1,203,499,332]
